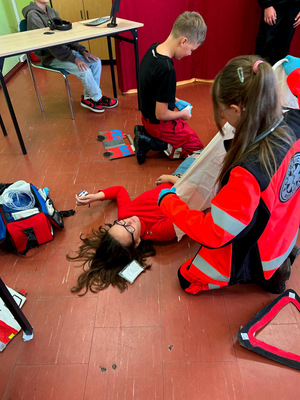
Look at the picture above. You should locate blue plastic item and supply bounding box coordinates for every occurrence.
[283,55,300,75]
[175,99,192,111]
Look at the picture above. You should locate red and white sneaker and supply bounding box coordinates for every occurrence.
[80,96,105,113]
[96,95,118,108]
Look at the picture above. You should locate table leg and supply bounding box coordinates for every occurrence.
[130,28,140,110]
[0,114,8,137]
[0,278,33,336]
[0,58,27,155]
[107,36,117,99]
[111,29,141,110]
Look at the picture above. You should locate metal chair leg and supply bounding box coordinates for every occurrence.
[63,75,74,120]
[65,76,73,100]
[26,55,44,113]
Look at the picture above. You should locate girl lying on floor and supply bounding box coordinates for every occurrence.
[67,183,177,295]
[67,149,202,295]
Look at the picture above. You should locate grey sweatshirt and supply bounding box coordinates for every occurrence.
[22,2,87,66]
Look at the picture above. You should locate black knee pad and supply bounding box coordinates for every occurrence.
[177,267,191,290]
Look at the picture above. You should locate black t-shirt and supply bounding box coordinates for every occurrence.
[139,43,176,123]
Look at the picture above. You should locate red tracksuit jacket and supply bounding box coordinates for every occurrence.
[159,110,300,294]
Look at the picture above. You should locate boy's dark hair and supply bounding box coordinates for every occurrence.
[67,224,156,295]
[171,11,207,45]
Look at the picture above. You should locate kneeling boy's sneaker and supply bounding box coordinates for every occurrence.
[96,95,118,108]
[81,96,105,113]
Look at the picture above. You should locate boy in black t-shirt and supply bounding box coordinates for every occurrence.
[134,11,207,164]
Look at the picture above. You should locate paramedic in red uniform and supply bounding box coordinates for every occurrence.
[158,55,300,295]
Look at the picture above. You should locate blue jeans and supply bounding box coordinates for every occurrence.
[49,51,102,101]
[173,154,198,177]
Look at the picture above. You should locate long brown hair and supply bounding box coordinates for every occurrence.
[212,55,293,188]
[67,224,155,296]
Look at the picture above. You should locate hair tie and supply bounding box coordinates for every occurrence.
[253,60,264,74]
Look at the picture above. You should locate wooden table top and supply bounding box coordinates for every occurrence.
[0,18,144,58]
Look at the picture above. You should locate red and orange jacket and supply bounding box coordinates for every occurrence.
[159,110,300,294]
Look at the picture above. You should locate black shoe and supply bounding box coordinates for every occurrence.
[150,136,168,151]
[261,258,291,294]
[80,96,105,113]
[134,125,152,164]
[134,125,168,164]
[134,125,146,136]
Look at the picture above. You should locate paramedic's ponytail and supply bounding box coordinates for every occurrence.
[212,55,287,188]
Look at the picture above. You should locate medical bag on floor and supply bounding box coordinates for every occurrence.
[0,180,72,255]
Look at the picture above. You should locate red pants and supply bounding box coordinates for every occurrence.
[142,116,203,159]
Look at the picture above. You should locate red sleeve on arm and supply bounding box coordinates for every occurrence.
[101,186,131,208]
[160,167,261,247]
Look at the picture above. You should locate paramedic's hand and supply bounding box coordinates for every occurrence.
[264,7,277,25]
[75,57,89,71]
[82,51,99,63]
[75,192,104,206]
[158,186,176,205]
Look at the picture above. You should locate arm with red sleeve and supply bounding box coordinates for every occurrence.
[76,186,131,208]
[75,186,131,209]
[101,186,131,208]
[159,167,261,248]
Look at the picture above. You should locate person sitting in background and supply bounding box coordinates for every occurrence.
[134,11,207,164]
[22,0,118,113]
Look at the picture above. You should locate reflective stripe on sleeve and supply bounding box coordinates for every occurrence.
[193,254,230,283]
[211,203,247,236]
[208,283,221,290]
[262,233,298,272]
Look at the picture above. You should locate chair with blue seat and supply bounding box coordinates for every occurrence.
[19,19,74,119]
